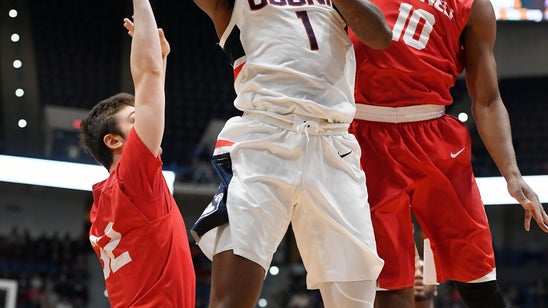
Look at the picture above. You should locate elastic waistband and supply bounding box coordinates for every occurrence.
[354,104,445,123]
[243,111,349,135]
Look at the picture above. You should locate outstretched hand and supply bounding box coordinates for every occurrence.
[507,177,548,232]
[123,17,170,59]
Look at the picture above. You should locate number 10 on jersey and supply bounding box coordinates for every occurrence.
[392,3,435,50]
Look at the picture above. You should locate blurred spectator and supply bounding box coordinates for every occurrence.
[0,228,90,307]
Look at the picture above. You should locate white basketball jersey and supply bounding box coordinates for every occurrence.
[219,0,357,124]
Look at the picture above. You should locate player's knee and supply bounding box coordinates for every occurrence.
[454,280,507,308]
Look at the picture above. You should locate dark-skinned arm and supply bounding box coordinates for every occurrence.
[463,0,548,232]
[334,0,392,49]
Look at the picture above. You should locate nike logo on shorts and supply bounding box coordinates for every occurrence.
[339,150,352,158]
[450,147,465,159]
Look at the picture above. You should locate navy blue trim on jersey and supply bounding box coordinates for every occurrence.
[191,153,232,241]
[222,25,245,67]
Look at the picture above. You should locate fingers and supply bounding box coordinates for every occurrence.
[511,182,548,233]
[524,208,532,232]
[158,28,171,58]
[535,209,548,233]
[123,18,134,28]
[158,28,165,37]
[123,18,135,37]
[124,17,167,42]
[525,194,548,233]
[542,211,548,231]
[522,198,548,233]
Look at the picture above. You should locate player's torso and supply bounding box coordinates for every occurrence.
[351,0,473,107]
[89,186,193,306]
[221,0,357,123]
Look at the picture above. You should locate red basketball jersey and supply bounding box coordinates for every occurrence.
[350,0,474,107]
[89,128,195,308]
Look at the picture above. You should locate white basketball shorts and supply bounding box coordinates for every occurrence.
[192,113,384,289]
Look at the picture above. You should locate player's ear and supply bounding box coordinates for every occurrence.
[103,133,124,150]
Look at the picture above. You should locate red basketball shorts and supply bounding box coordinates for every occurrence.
[350,114,496,290]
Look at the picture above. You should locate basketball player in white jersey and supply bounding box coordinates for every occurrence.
[190,0,391,306]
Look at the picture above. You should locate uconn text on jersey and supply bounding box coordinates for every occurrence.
[248,0,333,10]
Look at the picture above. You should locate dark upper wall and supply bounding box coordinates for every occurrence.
[494,22,548,78]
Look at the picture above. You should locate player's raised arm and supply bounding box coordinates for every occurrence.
[334,0,392,49]
[130,0,165,156]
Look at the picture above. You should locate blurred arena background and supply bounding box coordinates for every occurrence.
[0,0,547,307]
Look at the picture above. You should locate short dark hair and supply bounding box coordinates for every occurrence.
[80,92,135,169]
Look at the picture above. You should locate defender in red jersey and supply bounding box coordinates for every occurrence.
[79,1,195,307]
[348,0,548,305]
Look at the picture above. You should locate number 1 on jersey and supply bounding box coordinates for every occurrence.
[296,11,319,50]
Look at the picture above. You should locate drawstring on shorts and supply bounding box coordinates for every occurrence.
[296,120,322,142]
[243,111,349,138]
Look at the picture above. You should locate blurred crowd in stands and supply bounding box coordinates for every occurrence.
[0,228,89,307]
